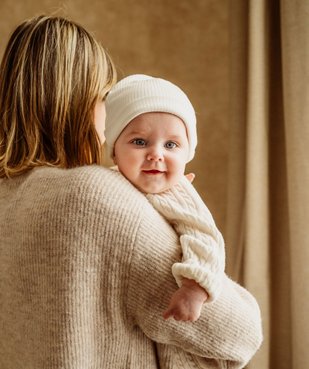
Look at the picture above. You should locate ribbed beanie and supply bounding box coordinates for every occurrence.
[105,74,197,162]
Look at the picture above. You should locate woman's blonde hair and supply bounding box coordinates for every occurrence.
[0,15,116,178]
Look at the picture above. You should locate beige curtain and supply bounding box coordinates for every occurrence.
[226,1,309,368]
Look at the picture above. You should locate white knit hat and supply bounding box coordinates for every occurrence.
[105,74,197,162]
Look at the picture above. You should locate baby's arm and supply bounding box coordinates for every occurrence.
[146,176,225,320]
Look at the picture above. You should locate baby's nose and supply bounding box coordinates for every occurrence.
[146,147,164,162]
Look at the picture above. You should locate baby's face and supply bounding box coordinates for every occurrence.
[113,112,189,194]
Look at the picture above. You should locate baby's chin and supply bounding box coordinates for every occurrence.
[137,179,183,195]
[137,185,166,195]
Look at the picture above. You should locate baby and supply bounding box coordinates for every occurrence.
[105,74,225,321]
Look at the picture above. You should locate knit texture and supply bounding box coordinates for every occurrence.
[146,176,225,302]
[0,166,262,369]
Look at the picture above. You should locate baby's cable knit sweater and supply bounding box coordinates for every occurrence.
[146,176,225,302]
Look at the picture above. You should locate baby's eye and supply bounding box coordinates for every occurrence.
[131,138,146,146]
[165,141,177,149]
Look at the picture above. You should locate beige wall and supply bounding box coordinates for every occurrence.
[0,0,229,232]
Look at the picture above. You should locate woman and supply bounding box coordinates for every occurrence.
[0,15,262,368]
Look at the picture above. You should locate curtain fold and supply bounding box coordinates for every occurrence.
[281,1,309,368]
[226,0,308,368]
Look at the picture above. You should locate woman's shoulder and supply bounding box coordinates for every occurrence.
[31,165,146,205]
[72,165,149,210]
[27,165,131,189]
[15,165,173,233]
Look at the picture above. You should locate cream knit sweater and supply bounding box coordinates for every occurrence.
[146,176,225,302]
[0,166,262,369]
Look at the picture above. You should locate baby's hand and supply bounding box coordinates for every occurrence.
[163,279,208,322]
[185,172,195,183]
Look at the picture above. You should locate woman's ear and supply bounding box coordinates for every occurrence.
[112,150,117,165]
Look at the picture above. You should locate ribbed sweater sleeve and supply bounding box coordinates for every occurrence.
[146,176,225,302]
[127,201,263,368]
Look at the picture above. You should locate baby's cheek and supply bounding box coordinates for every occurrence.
[167,172,184,187]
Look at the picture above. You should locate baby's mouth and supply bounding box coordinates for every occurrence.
[142,170,164,175]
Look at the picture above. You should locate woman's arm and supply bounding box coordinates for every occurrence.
[126,203,262,368]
